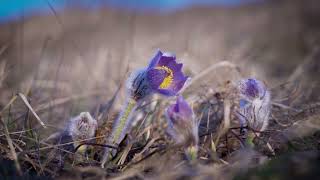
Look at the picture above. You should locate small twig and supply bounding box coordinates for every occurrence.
[266,141,276,156]
[14,134,74,156]
[118,143,133,166]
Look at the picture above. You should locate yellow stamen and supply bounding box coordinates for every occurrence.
[155,66,174,89]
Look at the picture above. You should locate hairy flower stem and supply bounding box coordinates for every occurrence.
[112,98,137,144]
[101,97,137,168]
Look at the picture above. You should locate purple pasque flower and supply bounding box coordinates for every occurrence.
[128,50,188,101]
[166,96,199,146]
[102,50,188,167]
[236,78,271,132]
[146,50,188,96]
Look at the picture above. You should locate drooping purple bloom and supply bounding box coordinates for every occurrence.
[166,96,199,146]
[236,78,271,132]
[167,96,193,124]
[238,78,267,101]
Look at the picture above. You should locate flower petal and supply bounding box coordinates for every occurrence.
[157,89,177,96]
[146,68,167,89]
[167,103,176,120]
[167,60,183,72]
[169,72,188,92]
[166,96,193,122]
[239,78,266,99]
[176,96,193,118]
[245,79,259,98]
[157,55,176,67]
[148,50,163,69]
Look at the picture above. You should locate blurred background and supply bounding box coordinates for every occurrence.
[1,1,320,179]
[0,0,319,135]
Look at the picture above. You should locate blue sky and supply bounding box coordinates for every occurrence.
[0,0,259,22]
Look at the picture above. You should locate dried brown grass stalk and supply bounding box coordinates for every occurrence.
[17,93,46,128]
[215,99,231,145]
[0,116,22,175]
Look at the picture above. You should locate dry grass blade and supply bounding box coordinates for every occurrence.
[0,116,22,175]
[0,95,18,115]
[215,99,231,145]
[118,143,133,166]
[266,142,275,156]
[23,135,106,154]
[17,93,47,128]
[0,60,7,87]
[0,129,36,138]
[130,137,158,164]
[0,45,8,56]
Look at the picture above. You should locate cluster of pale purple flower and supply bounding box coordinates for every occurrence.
[59,50,271,167]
